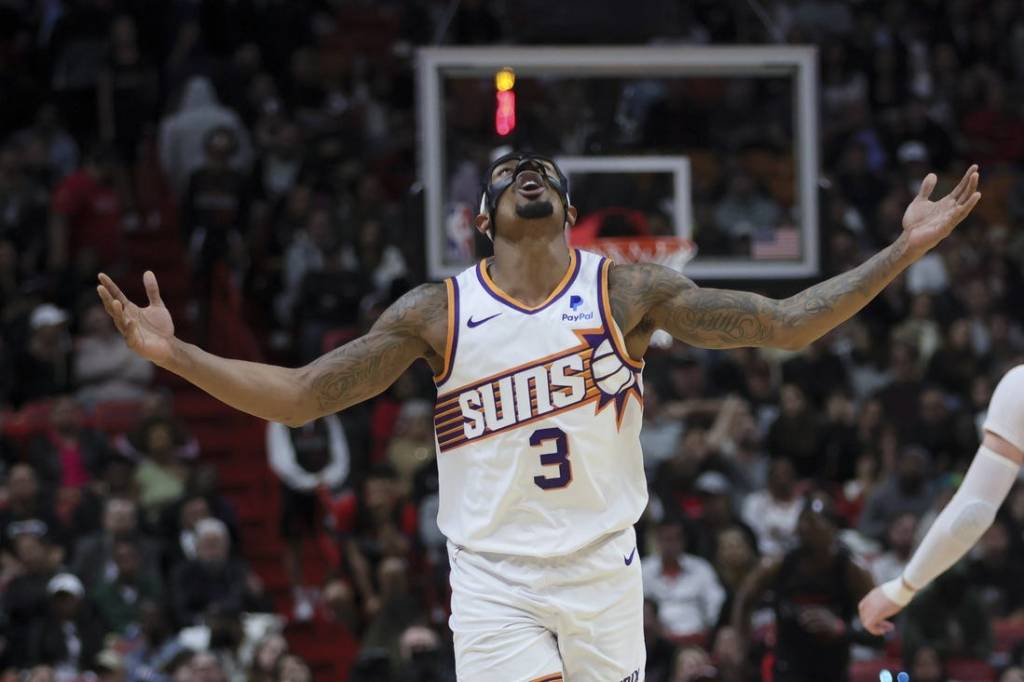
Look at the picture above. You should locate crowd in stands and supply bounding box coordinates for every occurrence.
[2,0,1024,680]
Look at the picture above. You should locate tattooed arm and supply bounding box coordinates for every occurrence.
[98,271,447,427]
[609,165,981,352]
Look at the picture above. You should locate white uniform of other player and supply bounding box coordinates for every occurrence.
[433,248,647,681]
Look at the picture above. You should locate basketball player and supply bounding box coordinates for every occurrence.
[98,154,980,680]
[859,365,1024,637]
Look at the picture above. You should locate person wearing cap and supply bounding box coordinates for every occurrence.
[689,470,757,561]
[642,517,726,640]
[29,572,105,674]
[1,528,60,668]
[732,492,877,682]
[11,303,72,406]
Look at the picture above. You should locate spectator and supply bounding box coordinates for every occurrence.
[908,645,950,682]
[267,414,349,621]
[640,384,684,478]
[247,633,288,682]
[713,172,782,241]
[733,493,876,681]
[385,400,434,492]
[670,645,718,682]
[395,625,454,682]
[1001,667,1024,682]
[275,654,313,682]
[741,458,803,557]
[90,539,162,634]
[170,518,264,626]
[927,319,983,397]
[1,530,60,668]
[158,77,252,197]
[967,518,1024,619]
[122,600,186,682]
[642,519,726,640]
[28,395,111,490]
[71,497,161,590]
[858,445,936,542]
[712,526,758,626]
[182,126,252,336]
[870,512,918,584]
[29,573,105,674]
[766,384,824,479]
[134,418,191,522]
[187,651,228,682]
[11,305,73,406]
[49,144,123,272]
[325,463,418,618]
[902,564,992,666]
[0,464,61,555]
[688,471,756,560]
[73,301,153,405]
[644,599,679,682]
[361,557,425,660]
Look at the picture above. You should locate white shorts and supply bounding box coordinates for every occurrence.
[447,527,645,682]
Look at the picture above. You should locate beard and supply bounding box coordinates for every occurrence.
[514,198,555,220]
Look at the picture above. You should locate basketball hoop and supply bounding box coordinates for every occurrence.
[576,236,697,349]
[579,236,697,273]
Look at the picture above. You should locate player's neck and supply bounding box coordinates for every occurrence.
[489,233,572,307]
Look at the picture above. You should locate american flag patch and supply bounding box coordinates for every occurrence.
[752,227,801,260]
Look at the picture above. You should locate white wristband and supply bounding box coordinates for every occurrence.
[880,576,916,606]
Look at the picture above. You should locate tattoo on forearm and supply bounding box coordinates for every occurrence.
[609,237,911,350]
[304,282,446,412]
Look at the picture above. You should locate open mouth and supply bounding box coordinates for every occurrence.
[515,172,546,199]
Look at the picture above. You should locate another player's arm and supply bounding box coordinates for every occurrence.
[97,271,446,427]
[731,556,781,644]
[859,366,1024,635]
[610,166,981,351]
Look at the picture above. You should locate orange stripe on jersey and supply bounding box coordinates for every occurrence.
[432,278,459,385]
[599,259,644,370]
[479,249,578,312]
[529,674,563,682]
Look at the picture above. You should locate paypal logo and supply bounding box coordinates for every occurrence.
[570,295,583,310]
[563,295,592,321]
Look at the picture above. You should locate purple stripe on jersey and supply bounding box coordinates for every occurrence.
[475,249,582,315]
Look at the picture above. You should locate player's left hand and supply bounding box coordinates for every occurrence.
[858,586,902,636]
[900,164,981,258]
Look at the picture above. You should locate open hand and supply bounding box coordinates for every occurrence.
[96,271,175,365]
[901,164,981,258]
[858,586,901,636]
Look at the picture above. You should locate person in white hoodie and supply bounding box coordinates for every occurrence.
[158,76,252,196]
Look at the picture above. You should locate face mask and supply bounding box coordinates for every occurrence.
[480,152,571,238]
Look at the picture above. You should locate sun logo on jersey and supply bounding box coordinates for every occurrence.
[433,328,642,452]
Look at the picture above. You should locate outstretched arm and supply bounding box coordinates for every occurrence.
[97,271,446,427]
[859,366,1024,635]
[610,165,981,351]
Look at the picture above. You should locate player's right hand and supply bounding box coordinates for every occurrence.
[858,586,901,636]
[97,270,175,365]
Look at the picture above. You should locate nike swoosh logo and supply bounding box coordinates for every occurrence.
[624,547,636,566]
[467,313,502,328]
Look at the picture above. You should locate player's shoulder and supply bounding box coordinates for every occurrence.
[381,282,448,328]
[607,261,696,299]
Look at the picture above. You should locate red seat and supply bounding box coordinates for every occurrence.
[994,619,1024,653]
[91,400,143,436]
[2,399,55,441]
[947,658,995,682]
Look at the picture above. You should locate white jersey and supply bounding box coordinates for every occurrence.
[432,248,647,556]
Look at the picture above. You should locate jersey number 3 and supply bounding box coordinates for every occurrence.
[531,427,571,490]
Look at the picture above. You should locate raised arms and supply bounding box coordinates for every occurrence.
[610,165,981,352]
[97,272,446,427]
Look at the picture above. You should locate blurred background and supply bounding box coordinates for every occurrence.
[2,0,1024,681]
